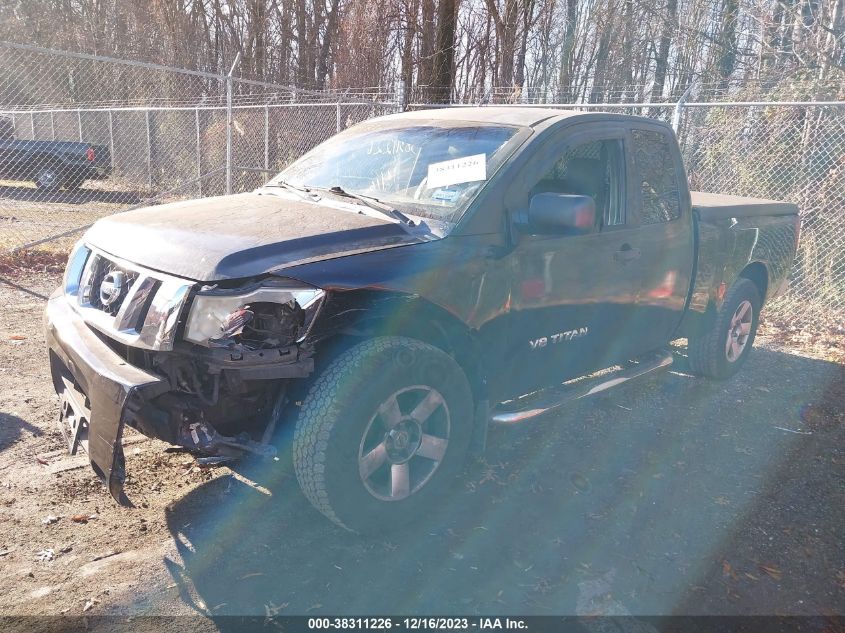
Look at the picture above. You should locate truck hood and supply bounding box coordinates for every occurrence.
[84,192,428,281]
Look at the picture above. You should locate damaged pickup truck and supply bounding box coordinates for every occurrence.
[44,108,800,532]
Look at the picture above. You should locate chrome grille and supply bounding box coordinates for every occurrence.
[68,245,193,352]
[81,253,142,316]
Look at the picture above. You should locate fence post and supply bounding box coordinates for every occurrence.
[9,112,14,136]
[77,109,83,141]
[107,110,115,172]
[49,111,55,140]
[225,52,240,196]
[336,98,342,133]
[672,84,694,134]
[397,80,407,112]
[30,112,35,139]
[264,105,269,182]
[196,107,202,197]
[145,109,152,190]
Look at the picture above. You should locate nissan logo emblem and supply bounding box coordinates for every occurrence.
[99,271,125,307]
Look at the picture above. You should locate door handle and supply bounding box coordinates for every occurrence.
[614,244,641,263]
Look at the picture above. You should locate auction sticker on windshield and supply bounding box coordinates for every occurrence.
[427,153,487,188]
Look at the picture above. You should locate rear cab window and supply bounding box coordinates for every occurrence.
[631,129,682,224]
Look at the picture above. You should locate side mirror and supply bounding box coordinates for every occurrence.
[519,193,596,235]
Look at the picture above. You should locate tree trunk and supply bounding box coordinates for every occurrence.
[419,0,437,93]
[717,0,740,91]
[651,0,677,102]
[316,0,341,87]
[513,0,534,89]
[589,21,613,103]
[557,0,577,101]
[400,0,420,100]
[431,0,458,102]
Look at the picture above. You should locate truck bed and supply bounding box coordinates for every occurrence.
[691,191,799,221]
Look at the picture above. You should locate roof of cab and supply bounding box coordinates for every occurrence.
[376,106,585,127]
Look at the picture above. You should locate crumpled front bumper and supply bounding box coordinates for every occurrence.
[44,290,169,504]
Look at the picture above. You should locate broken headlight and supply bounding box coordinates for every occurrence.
[183,278,325,349]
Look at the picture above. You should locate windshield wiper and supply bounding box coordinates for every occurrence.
[261,179,315,200]
[313,185,419,229]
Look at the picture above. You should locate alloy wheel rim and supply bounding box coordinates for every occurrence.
[358,385,450,501]
[725,299,753,362]
[40,170,56,186]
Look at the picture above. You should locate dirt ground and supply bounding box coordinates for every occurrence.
[0,179,202,252]
[0,266,843,623]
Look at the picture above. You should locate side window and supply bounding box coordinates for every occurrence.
[631,129,681,224]
[529,139,625,229]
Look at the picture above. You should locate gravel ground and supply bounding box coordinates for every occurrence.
[0,181,145,252]
[0,267,843,621]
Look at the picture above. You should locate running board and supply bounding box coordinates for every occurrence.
[490,350,674,424]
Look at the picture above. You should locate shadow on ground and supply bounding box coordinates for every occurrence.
[0,184,141,205]
[0,411,43,453]
[159,347,844,618]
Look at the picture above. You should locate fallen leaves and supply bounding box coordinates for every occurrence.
[0,250,67,277]
[71,514,98,524]
[759,564,783,581]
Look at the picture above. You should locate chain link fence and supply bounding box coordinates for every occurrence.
[678,102,845,324]
[1,41,842,325]
[0,42,398,252]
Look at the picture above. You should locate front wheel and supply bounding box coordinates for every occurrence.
[687,277,762,379]
[293,337,473,532]
[35,166,61,191]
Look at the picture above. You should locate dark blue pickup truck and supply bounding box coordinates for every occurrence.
[0,116,111,190]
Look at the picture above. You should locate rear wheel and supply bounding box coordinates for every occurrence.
[688,277,762,379]
[293,336,473,533]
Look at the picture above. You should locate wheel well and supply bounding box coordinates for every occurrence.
[738,262,769,302]
[310,291,484,400]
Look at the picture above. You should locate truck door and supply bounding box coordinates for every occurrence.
[503,125,643,399]
[626,127,695,352]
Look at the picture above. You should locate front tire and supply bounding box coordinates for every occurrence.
[293,337,473,532]
[688,277,762,379]
[35,166,61,191]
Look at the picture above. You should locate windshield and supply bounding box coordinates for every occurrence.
[269,119,524,223]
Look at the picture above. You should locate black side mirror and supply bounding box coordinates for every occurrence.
[518,193,596,235]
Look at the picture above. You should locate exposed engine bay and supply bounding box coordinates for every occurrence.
[68,271,328,467]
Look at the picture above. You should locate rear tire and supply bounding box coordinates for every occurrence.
[293,336,473,533]
[687,277,762,379]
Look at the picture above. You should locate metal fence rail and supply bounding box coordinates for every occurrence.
[0,42,399,253]
[1,41,843,326]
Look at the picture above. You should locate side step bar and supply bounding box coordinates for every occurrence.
[490,350,673,424]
